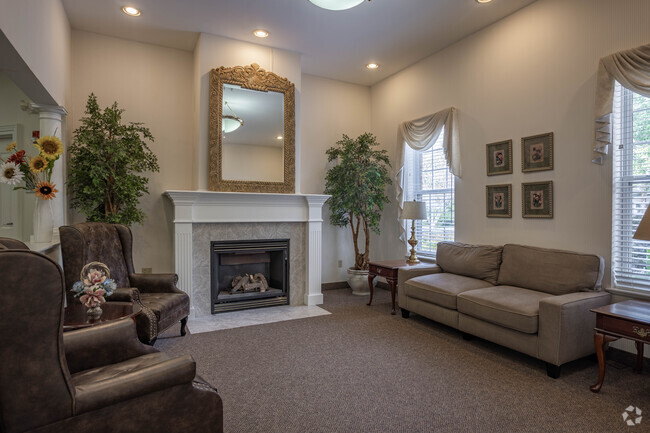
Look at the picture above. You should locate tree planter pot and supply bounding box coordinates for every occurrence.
[347,267,376,296]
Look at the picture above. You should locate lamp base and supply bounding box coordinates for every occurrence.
[407,221,419,264]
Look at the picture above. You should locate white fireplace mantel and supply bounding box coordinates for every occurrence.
[164,190,329,316]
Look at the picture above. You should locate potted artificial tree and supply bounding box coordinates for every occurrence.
[324,133,391,295]
[68,94,159,225]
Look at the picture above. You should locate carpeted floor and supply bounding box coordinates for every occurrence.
[157,288,650,433]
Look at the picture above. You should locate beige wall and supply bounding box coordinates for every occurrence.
[0,0,70,106]
[70,30,194,273]
[370,0,650,286]
[300,74,371,282]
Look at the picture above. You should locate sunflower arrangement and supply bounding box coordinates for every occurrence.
[0,135,63,200]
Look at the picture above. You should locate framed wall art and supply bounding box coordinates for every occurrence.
[486,140,513,176]
[521,132,553,172]
[486,184,512,218]
[522,181,553,218]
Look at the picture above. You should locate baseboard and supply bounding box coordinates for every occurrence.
[321,281,349,290]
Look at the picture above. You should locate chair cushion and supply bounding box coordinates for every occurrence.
[436,242,503,285]
[457,286,553,334]
[497,244,604,295]
[403,273,493,310]
[139,292,190,332]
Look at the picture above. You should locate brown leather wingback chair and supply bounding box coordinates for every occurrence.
[60,222,190,344]
[0,247,223,433]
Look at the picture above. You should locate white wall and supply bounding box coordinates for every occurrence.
[370,0,650,286]
[0,0,70,107]
[194,33,302,191]
[70,30,194,273]
[300,74,371,282]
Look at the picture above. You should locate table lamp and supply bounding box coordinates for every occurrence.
[402,200,428,264]
[633,205,650,240]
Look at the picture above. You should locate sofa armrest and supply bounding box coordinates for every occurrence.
[64,318,157,374]
[538,291,611,366]
[129,273,183,294]
[397,265,442,308]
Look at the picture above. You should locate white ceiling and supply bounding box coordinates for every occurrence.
[61,0,537,86]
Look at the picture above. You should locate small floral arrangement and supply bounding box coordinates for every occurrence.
[71,262,117,308]
[0,134,63,200]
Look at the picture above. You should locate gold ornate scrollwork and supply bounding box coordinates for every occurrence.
[209,63,295,193]
[632,326,650,338]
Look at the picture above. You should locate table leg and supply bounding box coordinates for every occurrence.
[367,273,375,307]
[590,332,616,393]
[387,277,397,315]
[634,341,644,373]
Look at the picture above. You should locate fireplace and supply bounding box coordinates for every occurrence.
[211,239,290,313]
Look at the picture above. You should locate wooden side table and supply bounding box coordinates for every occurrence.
[367,260,438,315]
[590,300,650,393]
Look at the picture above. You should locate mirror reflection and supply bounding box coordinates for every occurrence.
[221,84,284,183]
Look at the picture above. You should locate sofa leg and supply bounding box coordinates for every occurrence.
[401,308,410,319]
[461,332,473,341]
[546,363,561,379]
[180,317,188,337]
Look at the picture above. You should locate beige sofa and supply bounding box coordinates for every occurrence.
[398,242,610,377]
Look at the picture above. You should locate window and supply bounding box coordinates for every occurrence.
[612,82,650,290]
[403,128,455,257]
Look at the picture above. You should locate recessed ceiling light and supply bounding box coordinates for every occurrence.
[476,0,492,3]
[366,63,380,70]
[276,135,283,140]
[253,29,269,38]
[308,0,365,11]
[122,6,141,16]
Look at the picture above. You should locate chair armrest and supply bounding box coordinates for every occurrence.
[538,291,611,366]
[64,319,157,374]
[108,287,141,302]
[74,354,197,415]
[397,265,442,308]
[129,273,183,294]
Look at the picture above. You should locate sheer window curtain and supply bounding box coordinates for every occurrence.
[395,107,460,244]
[593,43,650,164]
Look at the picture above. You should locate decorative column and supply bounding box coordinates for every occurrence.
[22,103,67,240]
[305,195,328,306]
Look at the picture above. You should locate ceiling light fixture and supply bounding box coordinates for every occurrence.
[222,101,244,133]
[476,0,492,3]
[366,63,379,70]
[253,29,269,38]
[308,0,368,11]
[276,135,283,140]
[122,6,141,16]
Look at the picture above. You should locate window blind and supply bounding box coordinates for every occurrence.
[403,128,455,256]
[612,82,650,290]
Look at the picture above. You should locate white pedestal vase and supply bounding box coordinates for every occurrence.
[347,268,376,296]
[33,198,54,243]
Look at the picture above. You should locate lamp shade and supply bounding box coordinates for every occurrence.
[222,115,243,133]
[308,0,364,11]
[633,205,650,241]
[402,201,427,220]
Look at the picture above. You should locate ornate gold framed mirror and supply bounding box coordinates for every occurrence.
[209,63,295,193]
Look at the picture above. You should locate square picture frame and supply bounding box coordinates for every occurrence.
[521,132,553,172]
[486,140,513,176]
[522,181,553,218]
[486,184,512,218]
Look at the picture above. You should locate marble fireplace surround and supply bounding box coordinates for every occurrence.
[164,190,329,318]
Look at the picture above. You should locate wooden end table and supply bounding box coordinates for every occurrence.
[64,301,142,331]
[589,300,650,393]
[367,260,438,315]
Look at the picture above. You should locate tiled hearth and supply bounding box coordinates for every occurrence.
[164,190,329,318]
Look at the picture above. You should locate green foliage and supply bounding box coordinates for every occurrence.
[68,94,160,226]
[324,133,391,270]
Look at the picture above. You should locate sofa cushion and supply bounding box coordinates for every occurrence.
[436,242,503,285]
[497,244,605,295]
[457,286,553,334]
[403,273,493,310]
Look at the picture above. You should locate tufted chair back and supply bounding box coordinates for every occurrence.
[0,237,30,250]
[60,223,134,302]
[0,249,75,432]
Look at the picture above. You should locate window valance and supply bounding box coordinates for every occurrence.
[593,43,650,164]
